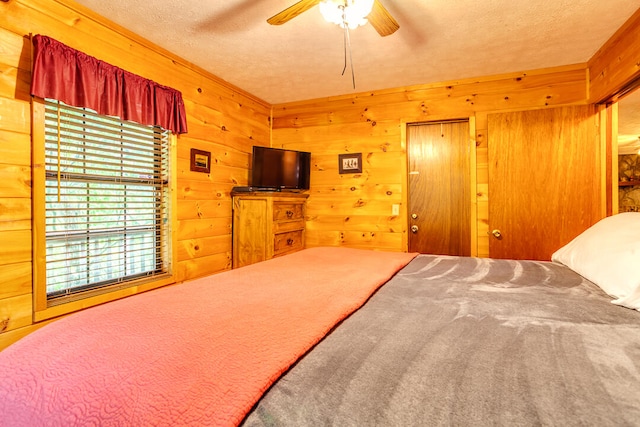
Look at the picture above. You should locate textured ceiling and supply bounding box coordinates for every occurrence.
[71,0,640,105]
[71,0,640,152]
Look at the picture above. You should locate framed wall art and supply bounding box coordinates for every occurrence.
[190,149,211,173]
[338,153,362,174]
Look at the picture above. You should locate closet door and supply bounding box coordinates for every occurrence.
[487,106,602,260]
[407,121,471,256]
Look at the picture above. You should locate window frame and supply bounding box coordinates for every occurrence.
[32,98,178,321]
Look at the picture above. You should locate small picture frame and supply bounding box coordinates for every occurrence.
[190,149,211,173]
[338,153,362,174]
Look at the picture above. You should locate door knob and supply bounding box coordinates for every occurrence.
[411,225,419,233]
[491,229,502,239]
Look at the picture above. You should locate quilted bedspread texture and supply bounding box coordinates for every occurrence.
[0,247,416,426]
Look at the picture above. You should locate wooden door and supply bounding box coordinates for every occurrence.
[407,121,471,256]
[487,106,602,260]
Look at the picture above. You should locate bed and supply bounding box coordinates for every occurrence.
[0,213,639,426]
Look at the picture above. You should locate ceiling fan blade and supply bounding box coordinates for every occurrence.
[368,0,399,36]
[267,0,323,25]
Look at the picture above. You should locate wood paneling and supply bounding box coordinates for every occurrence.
[0,294,32,333]
[0,198,30,232]
[0,0,269,348]
[0,0,636,349]
[176,253,231,281]
[0,97,30,134]
[0,262,31,300]
[177,217,232,240]
[0,230,31,265]
[272,65,590,255]
[589,8,640,103]
[177,235,232,261]
[0,165,31,198]
[0,131,31,166]
[305,229,402,250]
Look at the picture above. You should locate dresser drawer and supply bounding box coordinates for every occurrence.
[273,230,304,256]
[273,219,304,234]
[273,202,304,222]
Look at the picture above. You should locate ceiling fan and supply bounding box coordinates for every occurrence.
[267,0,399,36]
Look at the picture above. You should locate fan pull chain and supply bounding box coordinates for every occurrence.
[342,22,348,76]
[340,4,356,89]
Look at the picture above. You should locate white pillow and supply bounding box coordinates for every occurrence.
[551,212,640,311]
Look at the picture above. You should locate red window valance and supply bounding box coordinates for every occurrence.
[31,35,188,134]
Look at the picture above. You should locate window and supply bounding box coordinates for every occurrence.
[38,99,174,308]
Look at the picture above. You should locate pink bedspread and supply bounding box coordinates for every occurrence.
[0,247,416,426]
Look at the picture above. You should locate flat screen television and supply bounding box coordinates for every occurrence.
[251,146,311,191]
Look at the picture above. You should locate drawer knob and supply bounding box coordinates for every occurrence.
[286,210,294,218]
[286,238,294,245]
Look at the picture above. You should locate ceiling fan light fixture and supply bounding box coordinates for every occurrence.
[319,0,375,29]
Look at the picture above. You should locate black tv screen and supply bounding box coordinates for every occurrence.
[251,146,311,190]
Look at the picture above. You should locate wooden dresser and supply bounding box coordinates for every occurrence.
[231,192,309,268]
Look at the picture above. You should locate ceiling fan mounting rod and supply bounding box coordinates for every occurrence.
[341,7,356,89]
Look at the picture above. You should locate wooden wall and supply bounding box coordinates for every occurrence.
[272,65,590,255]
[272,7,640,257]
[0,0,270,347]
[0,0,638,350]
[589,7,640,103]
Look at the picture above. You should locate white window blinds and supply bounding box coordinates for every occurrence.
[43,99,172,301]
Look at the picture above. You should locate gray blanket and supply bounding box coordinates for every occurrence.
[243,255,640,426]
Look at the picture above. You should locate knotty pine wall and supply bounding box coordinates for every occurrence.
[0,0,638,350]
[589,7,640,104]
[272,65,590,256]
[0,0,270,347]
[272,6,640,257]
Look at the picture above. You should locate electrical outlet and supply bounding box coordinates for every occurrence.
[392,204,400,216]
